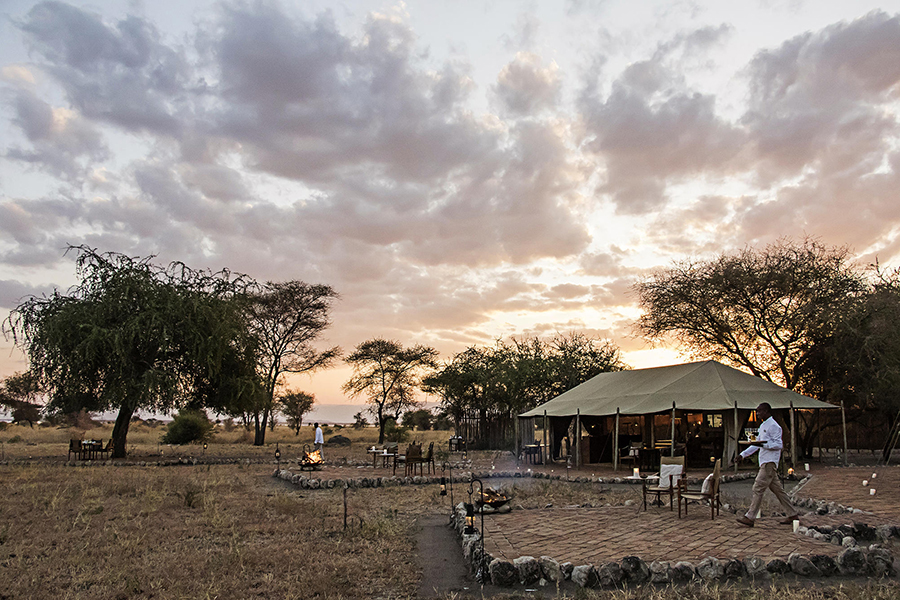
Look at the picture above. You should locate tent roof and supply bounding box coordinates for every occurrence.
[519,360,835,418]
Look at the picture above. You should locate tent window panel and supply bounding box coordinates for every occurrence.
[706,414,723,429]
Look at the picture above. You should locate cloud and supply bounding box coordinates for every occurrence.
[19,1,191,135]
[0,279,57,310]
[742,11,900,182]
[578,30,745,215]
[494,52,562,115]
[5,89,108,179]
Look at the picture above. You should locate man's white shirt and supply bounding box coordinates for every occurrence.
[739,416,783,465]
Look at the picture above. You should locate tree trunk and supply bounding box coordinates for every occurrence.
[111,402,137,459]
[377,405,386,444]
[254,408,269,446]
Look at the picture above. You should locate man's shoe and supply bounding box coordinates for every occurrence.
[779,515,800,525]
[736,516,754,527]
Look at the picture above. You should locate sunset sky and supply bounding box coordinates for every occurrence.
[2,1,900,422]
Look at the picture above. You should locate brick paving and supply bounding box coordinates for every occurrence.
[479,466,900,566]
[795,466,900,521]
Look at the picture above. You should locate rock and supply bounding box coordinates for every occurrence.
[326,435,351,447]
[743,556,767,578]
[809,554,838,576]
[514,556,541,585]
[877,525,894,543]
[649,561,672,584]
[539,556,561,582]
[766,558,791,575]
[789,553,820,577]
[596,562,623,587]
[496,504,512,514]
[697,557,723,581]
[571,565,598,588]
[842,536,857,548]
[796,526,809,535]
[620,556,650,584]
[724,559,746,580]
[489,559,519,587]
[671,561,695,583]
[853,523,877,541]
[837,546,867,575]
[560,562,574,580]
[868,547,896,577]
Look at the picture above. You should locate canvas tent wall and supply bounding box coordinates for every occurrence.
[518,360,836,468]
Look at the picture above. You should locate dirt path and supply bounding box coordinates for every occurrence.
[415,514,477,598]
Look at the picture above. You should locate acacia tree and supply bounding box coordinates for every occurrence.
[343,339,439,444]
[423,333,625,447]
[0,372,43,427]
[243,281,340,445]
[279,389,316,435]
[634,238,865,391]
[4,247,259,458]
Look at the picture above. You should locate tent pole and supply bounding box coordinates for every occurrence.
[614,408,620,472]
[576,409,581,468]
[670,402,676,457]
[841,399,849,467]
[790,400,797,469]
[734,401,739,474]
[543,410,547,466]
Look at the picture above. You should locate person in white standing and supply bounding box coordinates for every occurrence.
[314,423,324,459]
[735,402,799,527]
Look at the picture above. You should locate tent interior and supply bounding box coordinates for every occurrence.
[517,360,836,470]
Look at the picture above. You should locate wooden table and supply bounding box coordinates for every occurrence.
[523,444,543,464]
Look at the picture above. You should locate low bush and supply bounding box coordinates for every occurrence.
[162,410,214,445]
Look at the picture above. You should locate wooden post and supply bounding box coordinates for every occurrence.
[576,409,582,468]
[514,416,520,464]
[841,399,849,467]
[614,408,620,471]
[670,402,676,457]
[734,401,739,474]
[790,401,798,469]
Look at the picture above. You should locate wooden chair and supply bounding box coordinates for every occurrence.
[642,455,685,511]
[404,443,424,477]
[68,439,83,461]
[422,442,435,474]
[677,458,721,519]
[96,439,113,459]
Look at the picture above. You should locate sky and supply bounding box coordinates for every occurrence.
[1,0,900,423]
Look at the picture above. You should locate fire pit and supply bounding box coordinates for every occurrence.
[476,488,511,509]
[298,445,324,471]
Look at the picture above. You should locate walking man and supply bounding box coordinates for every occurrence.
[314,422,324,458]
[735,402,799,527]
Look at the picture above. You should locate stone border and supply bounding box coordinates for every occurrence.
[447,499,897,588]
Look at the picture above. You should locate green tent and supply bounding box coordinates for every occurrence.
[518,360,836,469]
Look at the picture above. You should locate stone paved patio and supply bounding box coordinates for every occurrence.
[480,465,900,565]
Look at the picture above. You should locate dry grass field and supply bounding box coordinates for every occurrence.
[2,422,900,599]
[0,420,452,463]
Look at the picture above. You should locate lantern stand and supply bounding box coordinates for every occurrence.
[467,476,487,583]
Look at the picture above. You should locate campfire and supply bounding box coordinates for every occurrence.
[476,488,511,509]
[298,445,324,470]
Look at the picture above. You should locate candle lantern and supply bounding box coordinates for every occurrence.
[440,477,447,496]
[464,503,476,535]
